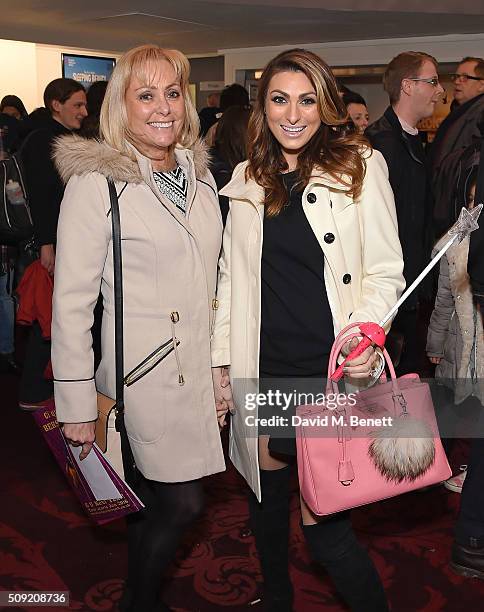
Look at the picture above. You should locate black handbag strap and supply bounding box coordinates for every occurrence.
[107,178,125,414]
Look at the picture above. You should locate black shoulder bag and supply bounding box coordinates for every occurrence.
[96,178,138,484]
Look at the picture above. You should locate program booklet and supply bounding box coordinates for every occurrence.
[33,399,144,525]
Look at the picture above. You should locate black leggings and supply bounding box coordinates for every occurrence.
[123,475,204,612]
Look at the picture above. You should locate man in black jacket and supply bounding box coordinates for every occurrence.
[431,57,484,235]
[18,78,87,408]
[366,51,444,374]
[22,79,87,276]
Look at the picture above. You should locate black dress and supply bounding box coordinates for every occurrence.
[259,171,334,455]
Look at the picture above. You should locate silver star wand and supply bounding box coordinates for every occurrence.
[332,204,483,381]
[381,203,483,326]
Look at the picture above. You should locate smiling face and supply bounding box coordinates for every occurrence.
[347,102,369,133]
[264,70,321,169]
[51,90,88,130]
[125,60,185,170]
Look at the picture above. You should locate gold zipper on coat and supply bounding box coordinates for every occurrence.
[171,311,185,385]
[210,298,219,339]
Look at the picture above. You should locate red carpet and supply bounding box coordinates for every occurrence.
[1,368,484,612]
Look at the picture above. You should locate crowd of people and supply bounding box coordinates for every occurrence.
[1,44,484,611]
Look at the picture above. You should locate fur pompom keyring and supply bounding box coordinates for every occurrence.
[368,416,435,482]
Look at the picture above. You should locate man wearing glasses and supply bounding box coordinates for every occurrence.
[431,57,484,233]
[366,51,444,375]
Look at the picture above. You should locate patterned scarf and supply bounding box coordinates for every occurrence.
[153,166,188,215]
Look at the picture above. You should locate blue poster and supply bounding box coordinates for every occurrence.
[62,54,116,88]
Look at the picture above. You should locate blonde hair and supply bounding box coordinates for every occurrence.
[100,44,199,156]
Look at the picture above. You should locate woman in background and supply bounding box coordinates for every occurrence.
[80,80,109,139]
[427,155,484,493]
[209,104,251,225]
[342,90,369,134]
[0,95,28,121]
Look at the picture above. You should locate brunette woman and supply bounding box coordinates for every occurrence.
[209,104,251,225]
[211,48,405,611]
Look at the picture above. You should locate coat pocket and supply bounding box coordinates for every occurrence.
[124,337,180,387]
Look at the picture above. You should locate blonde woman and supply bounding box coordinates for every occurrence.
[211,49,404,611]
[52,45,226,612]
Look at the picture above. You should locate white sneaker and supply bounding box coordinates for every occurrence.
[444,465,468,493]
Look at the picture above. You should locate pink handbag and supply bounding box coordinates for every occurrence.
[295,322,451,516]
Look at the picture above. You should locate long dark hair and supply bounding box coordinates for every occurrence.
[214,105,251,170]
[246,48,367,217]
[0,95,28,119]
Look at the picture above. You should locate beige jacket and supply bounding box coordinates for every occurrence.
[52,135,225,482]
[211,148,405,499]
[426,236,484,404]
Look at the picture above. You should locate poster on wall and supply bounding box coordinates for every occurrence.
[62,54,116,89]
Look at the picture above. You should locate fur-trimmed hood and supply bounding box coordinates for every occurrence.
[53,134,210,185]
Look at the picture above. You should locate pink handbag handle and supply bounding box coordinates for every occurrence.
[323,322,405,485]
[326,322,399,394]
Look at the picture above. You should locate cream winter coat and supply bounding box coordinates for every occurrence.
[211,148,405,499]
[426,235,484,404]
[52,135,225,482]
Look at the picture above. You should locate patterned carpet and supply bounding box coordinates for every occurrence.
[2,368,484,612]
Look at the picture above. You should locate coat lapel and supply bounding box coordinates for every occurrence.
[219,161,265,221]
[221,162,354,331]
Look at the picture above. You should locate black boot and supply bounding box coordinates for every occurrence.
[451,540,484,579]
[248,466,294,612]
[302,513,388,612]
[117,584,132,611]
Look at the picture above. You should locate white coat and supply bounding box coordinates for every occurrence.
[211,149,405,499]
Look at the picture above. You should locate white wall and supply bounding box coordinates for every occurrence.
[343,83,386,126]
[221,33,484,83]
[0,39,38,112]
[0,39,120,112]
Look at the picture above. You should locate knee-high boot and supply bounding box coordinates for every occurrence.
[247,466,294,611]
[302,513,388,612]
